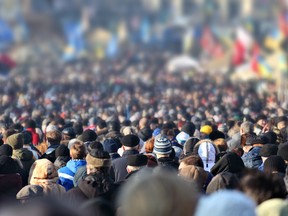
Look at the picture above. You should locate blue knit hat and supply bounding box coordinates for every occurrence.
[153,135,172,155]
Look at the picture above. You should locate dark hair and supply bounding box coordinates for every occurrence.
[80,198,115,216]
[240,170,287,205]
[24,119,36,129]
[88,141,104,152]
[179,153,204,168]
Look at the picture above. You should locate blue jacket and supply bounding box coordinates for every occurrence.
[242,146,262,169]
[58,159,86,191]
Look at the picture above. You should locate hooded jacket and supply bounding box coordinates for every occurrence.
[29,159,66,197]
[58,159,87,191]
[12,148,35,185]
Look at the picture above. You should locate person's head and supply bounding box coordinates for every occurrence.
[263,155,287,175]
[259,144,278,162]
[6,133,24,150]
[55,144,70,158]
[117,170,199,216]
[255,114,267,128]
[24,119,36,129]
[178,165,208,190]
[277,143,288,164]
[240,121,254,135]
[2,129,17,144]
[200,125,213,139]
[126,154,148,173]
[121,134,140,151]
[70,141,86,160]
[16,185,44,204]
[179,153,204,170]
[78,129,97,143]
[62,127,76,140]
[85,149,111,175]
[153,135,172,159]
[29,159,58,184]
[181,122,196,137]
[22,131,32,145]
[206,172,240,194]
[240,170,287,205]
[46,130,62,145]
[276,116,287,130]
[0,144,13,156]
[144,137,154,153]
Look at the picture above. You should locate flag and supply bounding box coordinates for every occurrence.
[0,54,16,79]
[140,18,151,43]
[106,35,118,58]
[264,28,284,51]
[0,19,14,50]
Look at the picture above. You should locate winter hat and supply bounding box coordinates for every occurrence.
[22,131,32,145]
[55,144,70,158]
[103,138,119,153]
[195,190,256,216]
[181,122,196,136]
[16,185,44,200]
[256,198,288,216]
[176,131,190,145]
[194,139,217,171]
[78,129,97,142]
[206,172,240,194]
[0,144,12,156]
[261,132,277,144]
[264,155,287,174]
[277,144,288,161]
[62,127,76,139]
[138,127,153,142]
[121,134,140,147]
[259,144,278,157]
[209,130,225,141]
[127,154,148,167]
[6,133,24,150]
[246,135,267,146]
[86,150,111,168]
[152,128,161,137]
[153,135,172,155]
[179,165,208,188]
[210,152,244,176]
[183,137,200,155]
[200,125,213,135]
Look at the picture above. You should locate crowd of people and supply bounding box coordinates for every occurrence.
[0,51,288,216]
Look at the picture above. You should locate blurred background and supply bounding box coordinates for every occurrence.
[0,0,288,105]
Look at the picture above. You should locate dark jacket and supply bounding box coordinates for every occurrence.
[40,144,60,163]
[66,172,118,205]
[111,150,139,182]
[54,156,70,170]
[12,148,35,185]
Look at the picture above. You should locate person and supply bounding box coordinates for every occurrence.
[125,154,148,179]
[54,144,71,170]
[23,119,40,146]
[58,141,87,191]
[40,130,62,163]
[206,172,240,194]
[16,185,44,204]
[66,149,117,205]
[195,190,256,216]
[110,134,141,182]
[239,170,287,205]
[6,133,35,185]
[22,131,41,160]
[258,144,278,171]
[117,170,199,216]
[28,159,66,197]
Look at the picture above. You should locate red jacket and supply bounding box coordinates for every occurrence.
[25,128,40,146]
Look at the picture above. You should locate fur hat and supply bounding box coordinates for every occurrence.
[86,150,111,168]
[121,134,140,147]
[6,133,24,150]
[127,154,148,167]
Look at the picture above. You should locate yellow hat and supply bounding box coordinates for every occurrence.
[200,125,213,135]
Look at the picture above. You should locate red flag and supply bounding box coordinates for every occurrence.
[232,40,246,66]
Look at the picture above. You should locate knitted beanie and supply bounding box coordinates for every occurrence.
[153,135,172,155]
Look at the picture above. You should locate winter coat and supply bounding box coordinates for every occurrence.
[25,128,40,146]
[110,149,139,182]
[40,144,60,163]
[58,159,86,191]
[54,156,70,170]
[12,148,35,185]
[29,159,66,197]
[242,146,262,168]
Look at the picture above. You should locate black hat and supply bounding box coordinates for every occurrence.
[259,144,278,157]
[127,154,148,167]
[277,144,288,161]
[260,132,277,144]
[246,135,267,146]
[264,155,287,174]
[78,129,97,142]
[138,127,153,142]
[121,134,140,147]
[183,137,200,155]
[0,144,12,156]
[62,127,76,139]
[55,144,70,158]
[209,130,225,141]
[181,122,196,137]
[255,114,267,123]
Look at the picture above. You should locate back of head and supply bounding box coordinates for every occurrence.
[29,159,58,184]
[183,137,200,155]
[117,170,199,216]
[0,144,13,156]
[46,130,62,145]
[107,120,121,132]
[24,119,36,129]
[178,165,208,190]
[70,141,86,159]
[86,149,111,174]
[22,131,32,145]
[153,135,172,157]
[55,144,70,158]
[240,170,287,205]
[195,190,256,216]
[264,155,287,175]
[240,121,254,134]
[78,129,97,143]
[6,133,24,150]
[181,122,196,137]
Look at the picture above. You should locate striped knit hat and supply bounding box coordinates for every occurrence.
[153,135,172,155]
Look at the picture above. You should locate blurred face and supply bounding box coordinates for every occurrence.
[257,119,266,127]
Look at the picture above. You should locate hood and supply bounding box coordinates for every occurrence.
[66,159,86,174]
[13,148,33,161]
[211,152,244,176]
[29,159,58,184]
[195,140,217,171]
[78,173,113,199]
